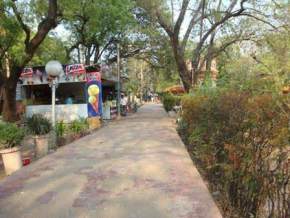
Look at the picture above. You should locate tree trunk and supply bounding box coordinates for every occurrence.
[191,58,201,86]
[77,46,81,63]
[1,0,58,122]
[205,32,215,80]
[2,78,18,122]
[170,36,191,92]
[176,60,191,92]
[0,81,3,115]
[1,65,23,122]
[93,45,100,64]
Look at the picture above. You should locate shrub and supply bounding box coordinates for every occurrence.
[161,93,175,112]
[69,118,88,134]
[26,114,52,135]
[179,90,290,218]
[56,121,66,137]
[0,122,25,149]
[161,93,182,112]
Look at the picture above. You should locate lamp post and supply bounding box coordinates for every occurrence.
[117,43,121,119]
[45,60,63,127]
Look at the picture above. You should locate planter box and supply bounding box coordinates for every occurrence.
[57,131,90,147]
[34,135,49,158]
[0,147,22,175]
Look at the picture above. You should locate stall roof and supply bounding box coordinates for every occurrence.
[164,85,186,94]
[20,63,118,86]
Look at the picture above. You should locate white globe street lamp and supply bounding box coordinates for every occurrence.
[45,60,63,127]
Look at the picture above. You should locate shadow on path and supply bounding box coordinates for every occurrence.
[0,103,222,218]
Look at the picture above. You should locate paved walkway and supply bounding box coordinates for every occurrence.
[0,104,222,218]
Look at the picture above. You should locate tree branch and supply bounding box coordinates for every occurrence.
[25,0,58,58]
[108,48,142,64]
[11,0,31,47]
[240,13,278,30]
[65,42,80,60]
[174,0,190,35]
[181,1,204,52]
[96,38,114,62]
[193,0,248,62]
[211,36,252,59]
[156,11,173,37]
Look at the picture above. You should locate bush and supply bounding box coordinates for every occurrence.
[161,93,182,112]
[0,122,25,149]
[56,121,66,137]
[161,93,175,112]
[69,118,88,134]
[26,114,52,135]
[179,90,290,218]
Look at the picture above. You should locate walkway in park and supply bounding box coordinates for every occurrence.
[0,104,222,218]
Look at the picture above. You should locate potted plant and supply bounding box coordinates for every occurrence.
[26,114,52,158]
[0,122,25,175]
[69,119,88,140]
[56,121,67,146]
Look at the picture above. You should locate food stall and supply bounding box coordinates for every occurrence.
[20,64,119,122]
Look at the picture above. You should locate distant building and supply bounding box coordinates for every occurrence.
[186,59,218,85]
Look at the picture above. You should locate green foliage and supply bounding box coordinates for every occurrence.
[0,0,58,67]
[26,114,52,135]
[0,4,24,66]
[180,89,290,217]
[55,121,66,137]
[62,0,136,63]
[69,119,88,134]
[161,93,183,112]
[161,93,175,112]
[0,122,25,149]
[30,36,68,65]
[216,27,290,96]
[56,119,89,138]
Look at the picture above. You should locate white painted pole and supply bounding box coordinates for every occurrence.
[140,61,143,103]
[51,80,56,127]
[117,43,121,119]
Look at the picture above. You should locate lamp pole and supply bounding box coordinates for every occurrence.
[140,61,143,104]
[117,43,121,119]
[51,79,57,127]
[45,60,63,148]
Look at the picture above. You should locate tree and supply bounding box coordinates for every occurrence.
[62,0,138,65]
[137,0,275,91]
[215,1,290,94]
[0,0,60,121]
[30,36,69,65]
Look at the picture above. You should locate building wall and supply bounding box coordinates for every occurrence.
[26,104,87,122]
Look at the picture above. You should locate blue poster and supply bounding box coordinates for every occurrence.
[87,72,102,117]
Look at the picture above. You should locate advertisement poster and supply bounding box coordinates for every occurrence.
[20,64,87,85]
[86,72,102,117]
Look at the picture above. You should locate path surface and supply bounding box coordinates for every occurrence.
[0,104,222,218]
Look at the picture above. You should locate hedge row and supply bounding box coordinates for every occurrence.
[160,93,182,112]
[178,91,289,218]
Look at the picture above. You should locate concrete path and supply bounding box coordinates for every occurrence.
[0,104,222,218]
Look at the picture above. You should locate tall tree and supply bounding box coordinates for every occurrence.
[63,0,137,65]
[137,0,275,91]
[0,0,60,121]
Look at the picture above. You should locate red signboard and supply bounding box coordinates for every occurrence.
[21,68,33,77]
[65,64,86,75]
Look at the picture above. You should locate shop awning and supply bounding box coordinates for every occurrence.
[164,85,185,94]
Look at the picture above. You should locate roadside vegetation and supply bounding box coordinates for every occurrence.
[161,25,290,217]
[178,89,289,218]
